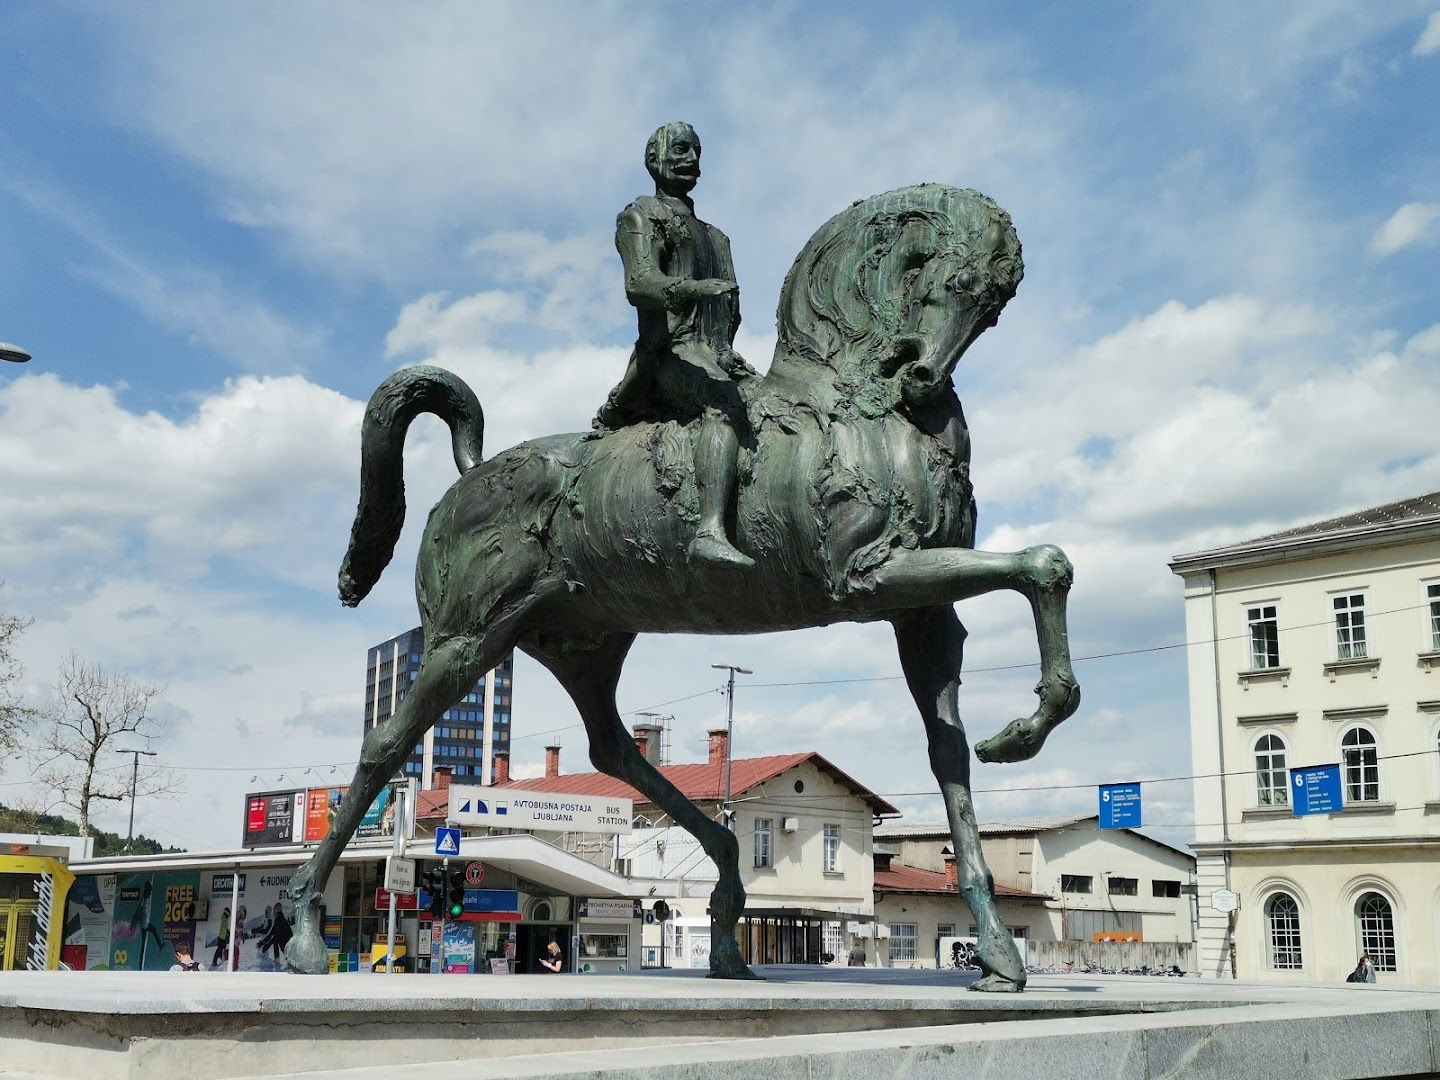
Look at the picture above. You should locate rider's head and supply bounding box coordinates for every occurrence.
[646,122,701,197]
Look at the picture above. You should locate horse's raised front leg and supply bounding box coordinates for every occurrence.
[529,631,760,981]
[893,606,1024,992]
[870,544,1080,763]
[284,632,504,974]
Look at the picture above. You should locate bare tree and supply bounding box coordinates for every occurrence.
[0,587,36,755]
[29,653,183,836]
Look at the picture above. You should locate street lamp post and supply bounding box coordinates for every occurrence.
[710,664,752,830]
[116,747,157,849]
[0,342,31,363]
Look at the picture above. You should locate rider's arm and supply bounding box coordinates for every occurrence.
[617,204,680,311]
[616,204,733,312]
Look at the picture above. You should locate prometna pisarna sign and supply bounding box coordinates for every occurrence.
[448,786,633,834]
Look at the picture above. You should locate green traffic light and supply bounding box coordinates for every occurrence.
[449,903,463,917]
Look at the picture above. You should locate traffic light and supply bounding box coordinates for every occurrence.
[446,869,466,919]
[421,866,446,918]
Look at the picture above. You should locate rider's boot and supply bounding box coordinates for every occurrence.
[689,414,754,570]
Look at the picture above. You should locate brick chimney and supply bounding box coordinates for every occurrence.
[544,744,561,779]
[493,751,510,785]
[944,855,958,890]
[634,733,649,759]
[707,728,729,769]
[433,766,452,792]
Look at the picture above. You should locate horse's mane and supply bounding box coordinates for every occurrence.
[765,185,1022,416]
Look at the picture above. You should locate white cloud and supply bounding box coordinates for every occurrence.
[1369,202,1440,255]
[0,372,370,587]
[1414,11,1440,55]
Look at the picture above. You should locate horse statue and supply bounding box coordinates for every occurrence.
[284,183,1080,992]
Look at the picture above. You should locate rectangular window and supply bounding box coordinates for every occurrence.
[1334,593,1367,659]
[823,824,841,872]
[888,923,917,963]
[753,818,772,868]
[1060,874,1092,894]
[1428,583,1440,652]
[1247,605,1280,669]
[1107,877,1138,897]
[1152,880,1182,898]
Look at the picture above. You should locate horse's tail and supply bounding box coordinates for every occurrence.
[338,365,484,607]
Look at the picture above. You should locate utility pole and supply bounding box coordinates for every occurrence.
[710,664,752,830]
[115,747,157,849]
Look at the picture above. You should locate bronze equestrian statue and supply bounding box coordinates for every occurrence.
[286,124,1080,992]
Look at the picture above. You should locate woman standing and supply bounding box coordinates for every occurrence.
[539,941,563,973]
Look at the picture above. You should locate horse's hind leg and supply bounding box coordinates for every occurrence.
[528,631,759,981]
[284,629,511,974]
[871,544,1080,763]
[893,605,1025,992]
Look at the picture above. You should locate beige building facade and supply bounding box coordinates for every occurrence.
[875,815,1196,962]
[1172,491,1440,983]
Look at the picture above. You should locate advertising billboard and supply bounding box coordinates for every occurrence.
[242,781,405,848]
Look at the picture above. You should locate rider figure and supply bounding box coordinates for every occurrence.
[596,121,757,570]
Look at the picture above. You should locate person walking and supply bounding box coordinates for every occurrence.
[847,941,867,967]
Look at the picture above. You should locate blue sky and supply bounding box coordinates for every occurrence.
[2,2,1438,852]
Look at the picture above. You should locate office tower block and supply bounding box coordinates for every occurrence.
[363,627,514,787]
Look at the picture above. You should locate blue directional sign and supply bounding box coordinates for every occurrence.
[434,827,462,856]
[1290,764,1344,817]
[1099,783,1143,829]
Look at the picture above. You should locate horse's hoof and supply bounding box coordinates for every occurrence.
[708,964,765,981]
[975,718,1041,764]
[283,929,329,975]
[969,973,1024,993]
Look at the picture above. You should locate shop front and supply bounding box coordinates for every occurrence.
[0,851,74,971]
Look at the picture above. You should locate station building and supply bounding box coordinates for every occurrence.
[1172,490,1440,983]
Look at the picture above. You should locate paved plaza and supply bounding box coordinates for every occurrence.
[4,965,1440,1079]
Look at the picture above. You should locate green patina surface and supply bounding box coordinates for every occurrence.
[289,125,1081,992]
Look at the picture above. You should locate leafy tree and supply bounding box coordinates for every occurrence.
[28,653,184,837]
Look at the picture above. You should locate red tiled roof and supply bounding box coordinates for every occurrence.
[415,752,898,819]
[873,863,1044,900]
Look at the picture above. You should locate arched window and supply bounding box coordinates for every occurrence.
[1355,892,1397,972]
[1264,892,1302,969]
[1342,728,1379,802]
[1254,735,1288,806]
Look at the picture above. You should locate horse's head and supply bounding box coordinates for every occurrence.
[771,185,1022,414]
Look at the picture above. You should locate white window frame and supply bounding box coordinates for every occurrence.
[1253,732,1289,807]
[822,823,841,872]
[1264,891,1303,971]
[888,922,918,963]
[1331,590,1368,660]
[1425,581,1440,653]
[753,818,773,869]
[1246,602,1281,670]
[1355,890,1398,972]
[1340,725,1380,803]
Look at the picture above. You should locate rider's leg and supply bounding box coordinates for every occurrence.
[689,408,754,570]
